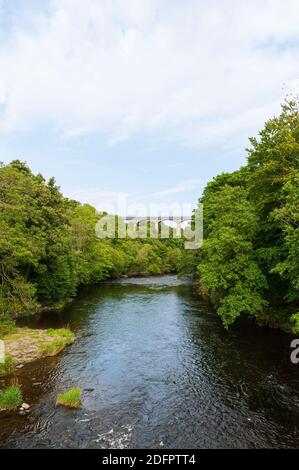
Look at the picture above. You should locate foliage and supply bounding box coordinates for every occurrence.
[195,100,299,330]
[3,101,297,333]
[0,160,184,330]
[0,385,22,410]
[0,355,16,377]
[56,387,81,409]
[46,327,75,343]
[42,328,75,356]
[0,317,16,338]
[290,313,299,335]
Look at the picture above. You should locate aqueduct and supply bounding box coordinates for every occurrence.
[123,216,192,237]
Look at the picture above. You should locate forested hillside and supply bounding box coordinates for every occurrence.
[186,100,299,333]
[0,161,183,335]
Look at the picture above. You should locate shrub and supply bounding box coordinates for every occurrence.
[290,313,299,335]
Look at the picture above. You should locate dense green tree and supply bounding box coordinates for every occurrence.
[195,100,299,332]
[198,185,267,327]
[1,100,298,335]
[0,161,184,332]
[272,172,299,303]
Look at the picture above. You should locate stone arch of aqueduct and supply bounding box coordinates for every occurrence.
[123,216,192,237]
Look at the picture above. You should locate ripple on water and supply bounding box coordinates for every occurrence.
[0,275,298,449]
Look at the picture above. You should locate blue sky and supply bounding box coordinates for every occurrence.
[0,0,299,215]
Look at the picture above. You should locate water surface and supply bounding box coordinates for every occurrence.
[0,275,298,448]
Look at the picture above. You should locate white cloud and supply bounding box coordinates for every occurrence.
[0,0,298,146]
[66,178,202,214]
[66,189,130,213]
[0,78,5,103]
[152,179,203,197]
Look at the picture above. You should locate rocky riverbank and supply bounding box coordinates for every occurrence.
[0,328,75,376]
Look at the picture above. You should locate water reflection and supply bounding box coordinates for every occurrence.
[0,275,298,448]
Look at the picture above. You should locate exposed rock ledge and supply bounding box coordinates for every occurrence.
[1,328,75,375]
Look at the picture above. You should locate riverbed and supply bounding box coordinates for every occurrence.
[0,275,298,448]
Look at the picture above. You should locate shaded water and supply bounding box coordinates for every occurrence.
[0,275,298,448]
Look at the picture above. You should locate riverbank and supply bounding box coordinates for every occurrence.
[0,272,176,376]
[192,283,299,335]
[17,270,176,321]
[0,327,75,377]
[0,275,297,448]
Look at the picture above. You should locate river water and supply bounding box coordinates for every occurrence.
[0,275,298,448]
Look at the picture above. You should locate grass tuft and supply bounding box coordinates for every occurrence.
[43,328,75,356]
[56,387,81,409]
[46,327,74,343]
[0,318,17,339]
[0,384,22,411]
[0,355,16,377]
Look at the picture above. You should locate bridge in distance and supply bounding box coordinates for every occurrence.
[123,215,192,236]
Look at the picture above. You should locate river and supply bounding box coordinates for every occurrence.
[0,275,298,448]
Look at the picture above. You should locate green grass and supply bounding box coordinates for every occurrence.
[43,328,75,356]
[43,338,66,355]
[46,328,75,344]
[0,385,22,411]
[0,355,16,377]
[0,318,17,339]
[56,387,81,409]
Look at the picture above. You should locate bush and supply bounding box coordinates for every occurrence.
[290,313,299,335]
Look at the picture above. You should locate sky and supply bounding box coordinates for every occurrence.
[0,0,299,215]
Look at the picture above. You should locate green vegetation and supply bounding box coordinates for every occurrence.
[0,355,16,377]
[0,318,16,339]
[1,327,75,372]
[0,159,183,332]
[0,384,22,411]
[183,100,299,332]
[56,387,81,409]
[1,100,298,335]
[46,327,75,343]
[42,328,75,356]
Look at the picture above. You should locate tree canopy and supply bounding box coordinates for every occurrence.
[1,100,298,335]
[190,100,299,332]
[0,161,183,333]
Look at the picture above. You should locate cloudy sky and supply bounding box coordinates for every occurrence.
[0,0,299,214]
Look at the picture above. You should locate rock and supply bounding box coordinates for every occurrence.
[21,403,30,410]
[3,327,75,373]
